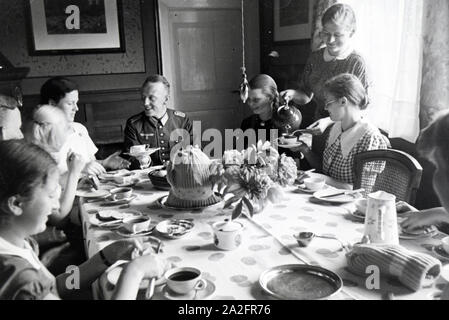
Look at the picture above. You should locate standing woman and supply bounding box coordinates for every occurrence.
[281,3,369,132]
[40,77,130,176]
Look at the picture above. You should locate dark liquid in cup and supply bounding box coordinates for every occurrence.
[169,271,198,281]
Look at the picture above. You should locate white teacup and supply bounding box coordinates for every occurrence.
[279,134,298,145]
[165,267,207,295]
[303,177,325,192]
[442,236,449,254]
[110,187,133,201]
[123,216,151,233]
[130,145,147,154]
[212,220,244,251]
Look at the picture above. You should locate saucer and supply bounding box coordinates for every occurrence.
[124,147,160,157]
[432,244,449,262]
[163,279,215,300]
[104,194,137,205]
[297,184,329,194]
[89,209,142,228]
[275,140,303,149]
[115,225,156,238]
[99,170,134,181]
[399,225,438,239]
[113,179,140,187]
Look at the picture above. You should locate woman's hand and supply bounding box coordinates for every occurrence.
[128,253,172,280]
[84,160,106,176]
[400,208,449,231]
[280,89,297,104]
[102,151,131,170]
[307,117,334,135]
[280,89,312,105]
[67,151,85,176]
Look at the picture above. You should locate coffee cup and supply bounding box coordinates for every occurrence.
[123,216,151,233]
[212,220,244,251]
[303,177,325,191]
[130,144,147,154]
[280,134,297,145]
[442,236,449,254]
[165,267,207,295]
[110,187,133,201]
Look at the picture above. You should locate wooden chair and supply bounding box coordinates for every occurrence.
[353,149,423,205]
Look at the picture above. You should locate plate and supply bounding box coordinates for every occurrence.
[441,265,449,282]
[155,219,195,239]
[99,169,134,181]
[297,184,329,194]
[115,225,156,238]
[104,194,138,205]
[107,264,166,290]
[113,178,140,187]
[157,195,221,210]
[259,264,343,300]
[313,189,363,204]
[88,209,142,228]
[76,188,110,199]
[432,245,449,262]
[163,279,215,300]
[399,225,438,239]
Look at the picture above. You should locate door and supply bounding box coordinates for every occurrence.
[158,0,260,150]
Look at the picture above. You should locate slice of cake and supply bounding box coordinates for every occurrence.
[165,146,221,208]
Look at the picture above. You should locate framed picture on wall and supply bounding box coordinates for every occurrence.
[273,0,313,43]
[26,0,125,55]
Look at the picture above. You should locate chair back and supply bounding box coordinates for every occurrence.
[353,149,423,204]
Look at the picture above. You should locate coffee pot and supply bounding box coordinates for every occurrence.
[363,191,399,245]
[272,99,302,135]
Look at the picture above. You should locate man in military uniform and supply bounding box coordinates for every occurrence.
[123,75,192,167]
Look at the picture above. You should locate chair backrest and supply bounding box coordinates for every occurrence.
[353,149,423,204]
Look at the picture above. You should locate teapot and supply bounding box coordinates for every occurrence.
[272,100,302,135]
[363,191,399,245]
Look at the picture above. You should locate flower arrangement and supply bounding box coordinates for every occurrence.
[210,141,297,220]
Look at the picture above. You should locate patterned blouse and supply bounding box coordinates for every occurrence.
[322,121,390,190]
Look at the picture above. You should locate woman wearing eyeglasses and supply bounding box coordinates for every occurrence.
[280,4,369,134]
[297,74,388,191]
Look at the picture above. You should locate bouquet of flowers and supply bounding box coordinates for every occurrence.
[210,141,297,219]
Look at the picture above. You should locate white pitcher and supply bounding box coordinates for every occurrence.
[363,191,399,245]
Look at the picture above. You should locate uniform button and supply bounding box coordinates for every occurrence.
[161,147,165,150]
[160,133,164,136]
[161,141,164,144]
[159,126,163,129]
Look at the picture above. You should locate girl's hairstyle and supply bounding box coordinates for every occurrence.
[40,77,78,105]
[0,140,57,212]
[323,73,369,110]
[142,74,170,94]
[248,74,279,109]
[26,104,68,152]
[322,3,357,34]
[417,110,449,167]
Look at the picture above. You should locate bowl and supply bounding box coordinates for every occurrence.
[303,177,325,192]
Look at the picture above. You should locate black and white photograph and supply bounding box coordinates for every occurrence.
[0,0,449,308]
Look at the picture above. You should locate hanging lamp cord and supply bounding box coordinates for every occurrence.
[239,0,249,103]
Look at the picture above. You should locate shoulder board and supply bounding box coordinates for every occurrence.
[174,111,186,118]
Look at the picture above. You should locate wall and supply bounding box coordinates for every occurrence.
[0,0,160,95]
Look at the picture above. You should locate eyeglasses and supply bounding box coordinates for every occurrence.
[319,31,347,40]
[324,99,337,108]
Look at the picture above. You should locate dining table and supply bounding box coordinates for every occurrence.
[78,169,449,300]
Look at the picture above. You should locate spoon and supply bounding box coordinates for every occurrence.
[294,232,351,252]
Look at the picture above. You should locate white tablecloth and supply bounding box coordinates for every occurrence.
[80,170,448,300]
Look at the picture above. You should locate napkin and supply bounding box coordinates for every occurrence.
[346,244,442,291]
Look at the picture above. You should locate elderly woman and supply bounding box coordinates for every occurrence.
[241,74,280,146]
[297,73,389,190]
[281,3,369,133]
[40,77,130,176]
[401,112,449,232]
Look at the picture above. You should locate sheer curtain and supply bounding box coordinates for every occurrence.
[338,0,424,142]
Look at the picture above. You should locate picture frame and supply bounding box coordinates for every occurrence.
[26,0,125,55]
[273,0,313,44]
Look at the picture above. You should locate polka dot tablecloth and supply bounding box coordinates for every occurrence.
[80,170,449,300]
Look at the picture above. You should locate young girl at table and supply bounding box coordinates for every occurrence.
[401,111,449,233]
[296,73,389,192]
[0,140,170,299]
[40,77,130,176]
